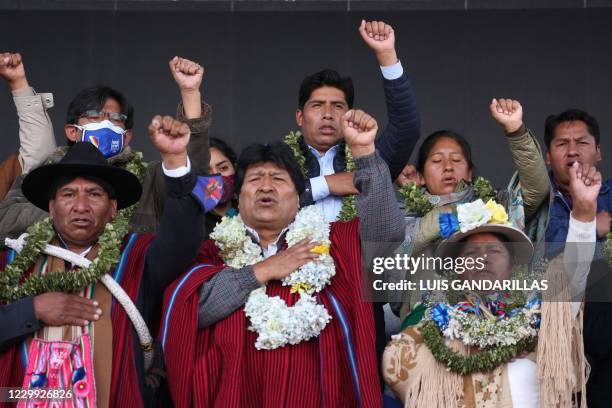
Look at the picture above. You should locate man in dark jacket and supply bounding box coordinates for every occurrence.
[286,20,420,222]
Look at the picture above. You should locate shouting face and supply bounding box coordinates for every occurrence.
[238,162,300,234]
[546,120,601,193]
[49,177,117,252]
[296,86,349,154]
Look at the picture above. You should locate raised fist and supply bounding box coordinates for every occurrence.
[396,164,423,187]
[490,98,523,134]
[169,56,204,93]
[149,115,190,168]
[358,20,398,67]
[568,161,601,222]
[342,109,378,158]
[0,52,28,90]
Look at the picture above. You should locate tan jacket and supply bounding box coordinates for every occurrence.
[12,87,56,174]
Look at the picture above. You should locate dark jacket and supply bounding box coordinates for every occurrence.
[583,259,612,407]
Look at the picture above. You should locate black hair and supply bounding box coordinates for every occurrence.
[298,69,354,110]
[235,142,305,196]
[416,130,475,174]
[48,174,116,201]
[544,109,600,150]
[66,85,134,130]
[210,137,238,167]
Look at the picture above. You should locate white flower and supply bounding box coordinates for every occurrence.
[456,199,492,233]
[213,206,335,350]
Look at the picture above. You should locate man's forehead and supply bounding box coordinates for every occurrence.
[307,86,347,103]
[57,177,105,190]
[245,162,289,175]
[553,120,594,140]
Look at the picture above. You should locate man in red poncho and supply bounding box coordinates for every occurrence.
[161,108,405,407]
[0,115,219,407]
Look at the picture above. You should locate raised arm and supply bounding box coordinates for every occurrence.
[359,20,421,181]
[170,56,211,176]
[490,98,549,221]
[0,52,56,174]
[342,109,405,244]
[143,116,205,324]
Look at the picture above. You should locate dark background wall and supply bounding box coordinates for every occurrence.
[1,1,611,186]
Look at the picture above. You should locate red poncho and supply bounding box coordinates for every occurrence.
[0,233,155,408]
[161,219,382,407]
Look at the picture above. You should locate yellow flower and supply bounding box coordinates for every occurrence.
[311,245,330,255]
[291,282,312,294]
[485,199,509,224]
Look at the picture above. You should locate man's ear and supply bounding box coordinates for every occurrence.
[545,151,551,166]
[295,109,303,127]
[110,200,118,220]
[596,144,602,163]
[48,200,56,221]
[64,124,81,142]
[124,129,133,146]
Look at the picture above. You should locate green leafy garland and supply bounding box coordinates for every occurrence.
[284,131,356,221]
[420,320,537,375]
[399,176,496,216]
[0,152,147,304]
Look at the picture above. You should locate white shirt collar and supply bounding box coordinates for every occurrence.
[244,225,290,258]
[307,143,340,159]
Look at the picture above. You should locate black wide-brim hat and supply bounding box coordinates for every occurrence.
[22,142,142,211]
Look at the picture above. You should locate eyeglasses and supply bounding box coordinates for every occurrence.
[79,110,128,124]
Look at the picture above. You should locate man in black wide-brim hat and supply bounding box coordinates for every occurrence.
[0,115,216,407]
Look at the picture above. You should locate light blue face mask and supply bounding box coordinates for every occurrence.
[75,120,126,158]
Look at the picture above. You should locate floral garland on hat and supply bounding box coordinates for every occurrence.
[284,131,356,222]
[210,205,335,350]
[438,198,510,239]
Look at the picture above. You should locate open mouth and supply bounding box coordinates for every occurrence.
[256,196,277,207]
[442,175,456,184]
[70,218,93,227]
[319,126,336,136]
[567,160,578,167]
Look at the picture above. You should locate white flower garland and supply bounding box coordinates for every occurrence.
[210,205,335,350]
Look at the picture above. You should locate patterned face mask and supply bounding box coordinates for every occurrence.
[75,120,126,158]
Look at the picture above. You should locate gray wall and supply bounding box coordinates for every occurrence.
[1,6,611,186]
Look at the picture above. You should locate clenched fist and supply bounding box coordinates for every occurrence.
[490,98,524,134]
[342,109,378,158]
[0,52,28,91]
[358,20,398,67]
[568,161,601,223]
[169,56,204,92]
[396,164,423,187]
[149,115,190,169]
